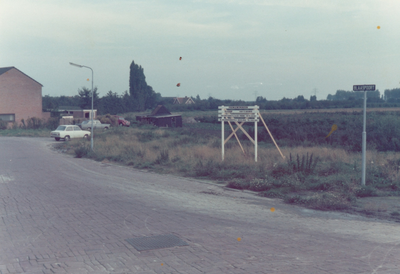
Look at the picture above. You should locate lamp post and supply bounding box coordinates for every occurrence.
[69,62,94,151]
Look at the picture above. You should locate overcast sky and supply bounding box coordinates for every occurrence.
[1,0,399,101]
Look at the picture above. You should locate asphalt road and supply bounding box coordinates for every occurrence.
[0,137,399,274]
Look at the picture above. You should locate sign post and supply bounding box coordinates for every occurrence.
[353,84,376,186]
[218,106,285,162]
[218,106,260,162]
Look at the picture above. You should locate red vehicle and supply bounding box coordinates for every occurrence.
[114,116,130,127]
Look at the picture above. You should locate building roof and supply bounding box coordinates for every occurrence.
[173,96,195,104]
[0,67,13,75]
[0,66,43,86]
[150,105,171,116]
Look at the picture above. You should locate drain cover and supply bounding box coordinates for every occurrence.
[126,234,189,251]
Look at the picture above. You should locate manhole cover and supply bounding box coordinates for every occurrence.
[126,234,189,251]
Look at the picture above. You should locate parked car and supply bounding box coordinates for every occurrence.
[79,119,110,130]
[114,116,130,127]
[50,125,90,141]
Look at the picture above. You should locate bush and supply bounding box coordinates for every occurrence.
[284,193,352,210]
[194,159,217,177]
[154,149,169,164]
[258,189,288,198]
[354,186,378,197]
[45,117,60,129]
[271,153,319,178]
[26,117,44,129]
[248,179,272,192]
[74,144,90,158]
[391,211,400,217]
[0,120,7,130]
[226,180,250,190]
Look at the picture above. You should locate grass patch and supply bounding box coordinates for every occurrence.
[0,128,50,137]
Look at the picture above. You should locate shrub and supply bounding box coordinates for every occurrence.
[391,211,400,217]
[258,189,288,198]
[194,159,217,177]
[284,193,352,210]
[0,120,7,130]
[45,117,60,129]
[75,144,90,158]
[226,180,250,190]
[26,117,44,129]
[271,153,319,178]
[248,179,272,192]
[154,149,169,164]
[354,186,378,197]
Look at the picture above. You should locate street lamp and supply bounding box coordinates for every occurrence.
[69,62,94,151]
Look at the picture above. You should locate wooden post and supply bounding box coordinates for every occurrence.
[228,121,245,154]
[259,114,285,159]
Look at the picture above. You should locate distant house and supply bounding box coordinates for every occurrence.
[173,96,195,105]
[0,66,50,125]
[136,105,182,127]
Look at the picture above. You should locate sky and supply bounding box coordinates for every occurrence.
[1,0,400,101]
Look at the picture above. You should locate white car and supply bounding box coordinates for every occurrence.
[80,119,110,130]
[50,125,90,141]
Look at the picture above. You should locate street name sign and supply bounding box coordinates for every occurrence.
[353,85,376,91]
[218,106,259,122]
[218,118,259,122]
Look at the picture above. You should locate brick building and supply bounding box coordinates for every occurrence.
[0,67,50,125]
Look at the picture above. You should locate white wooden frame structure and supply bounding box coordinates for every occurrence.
[218,105,285,162]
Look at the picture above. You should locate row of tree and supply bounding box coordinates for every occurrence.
[326,88,400,103]
[43,60,400,115]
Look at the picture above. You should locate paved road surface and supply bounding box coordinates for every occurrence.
[0,137,399,274]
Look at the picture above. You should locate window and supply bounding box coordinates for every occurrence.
[73,126,81,131]
[0,114,15,122]
[66,126,73,131]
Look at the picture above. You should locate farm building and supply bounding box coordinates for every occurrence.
[173,96,195,104]
[136,105,182,127]
[0,66,50,125]
[58,106,97,119]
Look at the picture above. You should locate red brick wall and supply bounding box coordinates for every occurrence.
[0,68,44,124]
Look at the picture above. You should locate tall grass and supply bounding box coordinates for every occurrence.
[59,124,400,211]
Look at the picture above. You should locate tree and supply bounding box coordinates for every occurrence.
[98,90,122,115]
[294,95,306,102]
[42,95,58,111]
[384,88,400,102]
[78,87,99,109]
[256,96,267,103]
[129,60,161,111]
[145,85,161,110]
